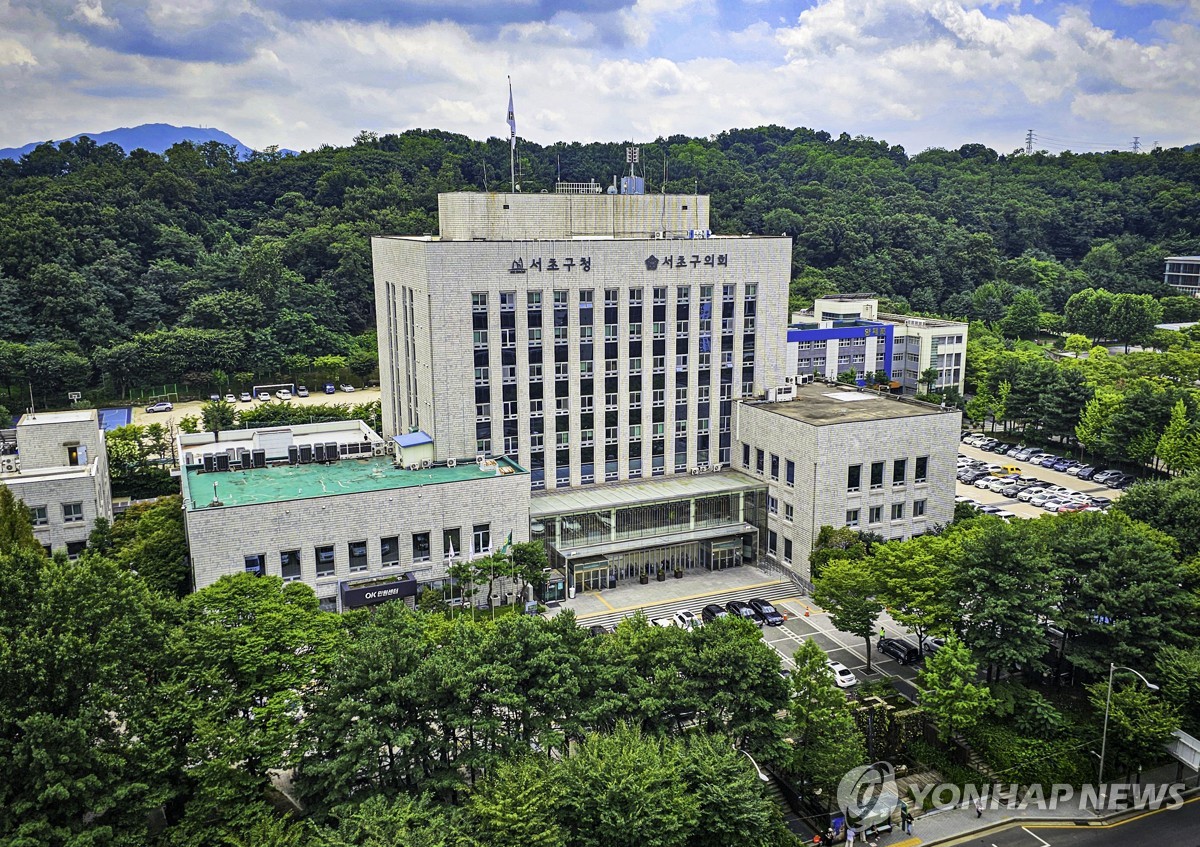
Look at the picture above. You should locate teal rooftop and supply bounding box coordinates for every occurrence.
[182,455,526,511]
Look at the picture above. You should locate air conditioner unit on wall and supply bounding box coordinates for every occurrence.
[447,458,457,468]
[407,463,421,471]
[421,459,432,469]
[372,443,388,457]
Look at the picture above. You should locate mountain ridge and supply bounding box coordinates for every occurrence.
[0,123,290,160]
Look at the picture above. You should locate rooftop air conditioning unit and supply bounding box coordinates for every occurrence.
[407,462,421,471]
[689,468,700,475]
[784,376,795,385]
[697,464,708,473]
[476,455,486,465]
[447,458,457,468]
[421,459,432,469]
[372,443,388,457]
[0,456,16,473]
[653,231,666,240]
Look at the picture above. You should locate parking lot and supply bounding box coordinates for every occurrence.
[955,440,1128,519]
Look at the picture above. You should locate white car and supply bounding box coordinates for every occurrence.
[224,393,236,403]
[973,478,993,489]
[257,391,270,401]
[673,609,700,630]
[276,389,292,400]
[339,383,356,392]
[827,660,859,688]
[1017,487,1046,502]
[1030,492,1056,507]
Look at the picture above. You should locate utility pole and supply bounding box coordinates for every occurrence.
[1025,129,1035,155]
[1131,136,1141,154]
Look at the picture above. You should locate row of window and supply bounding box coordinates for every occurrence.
[29,502,84,526]
[472,317,757,347]
[847,457,929,492]
[244,525,493,582]
[846,501,926,526]
[472,285,758,312]
[740,444,797,487]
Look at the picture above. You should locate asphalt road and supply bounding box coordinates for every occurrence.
[945,793,1200,847]
[955,442,1128,520]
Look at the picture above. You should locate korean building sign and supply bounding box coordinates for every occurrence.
[645,254,728,270]
[509,257,592,274]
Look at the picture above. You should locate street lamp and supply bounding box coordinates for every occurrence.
[736,747,771,783]
[1097,662,1159,808]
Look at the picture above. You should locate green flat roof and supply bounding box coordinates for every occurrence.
[183,456,526,511]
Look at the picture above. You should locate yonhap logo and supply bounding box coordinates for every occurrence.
[837,762,898,826]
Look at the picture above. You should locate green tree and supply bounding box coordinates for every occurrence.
[0,484,42,556]
[1108,292,1163,352]
[1064,287,1114,345]
[999,290,1042,340]
[1064,333,1091,354]
[677,732,786,847]
[837,369,858,385]
[1115,475,1200,559]
[109,495,191,597]
[808,525,868,581]
[786,638,866,794]
[201,399,237,441]
[467,755,565,847]
[917,635,993,741]
[321,794,458,847]
[813,556,883,673]
[1156,399,1200,476]
[1088,680,1180,781]
[1155,645,1200,735]
[871,535,955,643]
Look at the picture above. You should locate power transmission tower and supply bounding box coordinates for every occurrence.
[1025,129,1035,155]
[1131,136,1141,154]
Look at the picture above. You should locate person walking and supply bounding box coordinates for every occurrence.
[974,798,983,818]
[901,809,913,834]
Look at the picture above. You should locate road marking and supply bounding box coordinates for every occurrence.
[573,579,789,620]
[587,591,616,611]
[1028,791,1200,829]
[1021,827,1050,847]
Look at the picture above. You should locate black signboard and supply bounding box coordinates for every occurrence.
[340,574,419,609]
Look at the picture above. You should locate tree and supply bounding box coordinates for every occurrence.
[1087,681,1180,781]
[917,635,993,741]
[467,755,565,847]
[808,525,869,581]
[838,369,858,384]
[1155,645,1200,736]
[676,732,787,847]
[556,723,699,847]
[787,638,866,795]
[510,539,549,600]
[871,535,955,643]
[0,548,172,844]
[1108,292,1163,352]
[0,484,41,556]
[919,367,940,395]
[1115,475,1200,559]
[200,398,237,441]
[1064,287,1114,345]
[999,290,1042,340]
[813,556,883,673]
[1064,333,1091,354]
[109,495,191,597]
[321,794,459,847]
[1157,400,1200,476]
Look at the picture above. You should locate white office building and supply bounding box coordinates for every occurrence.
[1,409,112,557]
[1164,256,1200,297]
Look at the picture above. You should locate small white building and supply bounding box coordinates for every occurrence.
[733,382,961,585]
[1164,256,1200,298]
[1,409,112,557]
[179,420,531,612]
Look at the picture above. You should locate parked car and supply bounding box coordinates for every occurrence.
[208,394,220,402]
[1088,496,1112,509]
[339,383,356,392]
[1066,464,1085,476]
[1076,466,1098,480]
[701,604,729,624]
[1017,486,1046,502]
[726,600,763,627]
[1052,458,1078,472]
[748,598,784,626]
[1038,455,1061,468]
[324,383,336,394]
[877,637,920,665]
[1106,473,1136,489]
[257,391,270,401]
[239,391,252,402]
[1092,469,1121,483]
[1042,498,1070,512]
[145,401,173,413]
[827,660,859,688]
[960,469,990,484]
[276,389,292,400]
[296,385,309,397]
[1030,492,1057,507]
[673,609,700,630]
[1056,501,1090,513]
[224,393,236,403]
[920,635,945,656]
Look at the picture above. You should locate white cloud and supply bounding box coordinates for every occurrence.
[69,0,118,29]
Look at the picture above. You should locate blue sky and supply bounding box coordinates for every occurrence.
[0,0,1197,156]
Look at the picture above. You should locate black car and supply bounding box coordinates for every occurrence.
[877,637,920,664]
[1107,473,1136,489]
[1076,465,1098,480]
[960,469,990,484]
[701,604,729,624]
[748,598,784,626]
[725,600,763,627]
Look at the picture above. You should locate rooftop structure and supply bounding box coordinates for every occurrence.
[1164,256,1200,297]
[747,382,950,426]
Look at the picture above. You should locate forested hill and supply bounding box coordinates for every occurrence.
[1,126,1198,404]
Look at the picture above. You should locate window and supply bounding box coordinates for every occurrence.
[474,366,489,385]
[529,327,542,343]
[629,424,642,438]
[443,527,461,560]
[629,287,643,304]
[784,503,794,522]
[581,396,594,412]
[471,292,488,311]
[473,523,491,555]
[786,459,795,487]
[556,396,569,413]
[244,553,265,576]
[473,330,488,348]
[412,532,431,562]
[893,458,907,487]
[676,386,688,403]
[316,545,335,577]
[30,505,48,527]
[500,291,516,310]
[62,502,83,523]
[553,325,568,341]
[677,285,691,303]
[768,496,778,515]
[767,530,777,556]
[527,291,542,307]
[629,323,642,340]
[870,461,884,490]
[606,393,618,409]
[914,499,926,518]
[381,536,399,567]
[502,400,518,418]
[605,288,619,305]
[652,389,665,407]
[846,509,860,528]
[654,356,666,372]
[557,431,570,447]
[742,443,751,467]
[554,362,569,378]
[869,506,882,524]
[756,449,765,474]
[653,286,667,304]
[605,324,618,340]
[915,456,928,483]
[580,325,593,342]
[630,391,641,408]
[770,454,780,481]
[847,464,862,493]
[652,321,666,339]
[349,541,368,572]
[476,402,491,420]
[553,289,568,306]
[530,399,543,416]
[891,503,905,521]
[529,363,543,381]
[281,550,301,582]
[579,289,593,307]
[676,319,689,336]
[784,538,792,564]
[652,422,665,437]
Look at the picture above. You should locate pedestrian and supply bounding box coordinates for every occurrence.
[846,825,857,847]
[901,809,913,834]
[974,798,983,818]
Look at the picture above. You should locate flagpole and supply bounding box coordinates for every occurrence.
[507,76,516,192]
